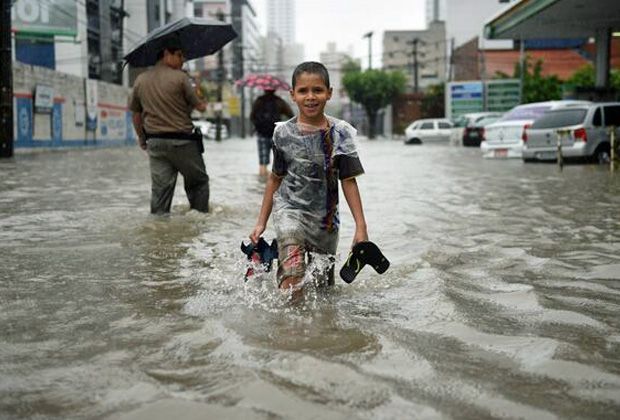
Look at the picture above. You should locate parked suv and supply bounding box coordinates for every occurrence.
[481,100,591,158]
[522,102,620,163]
[404,118,453,144]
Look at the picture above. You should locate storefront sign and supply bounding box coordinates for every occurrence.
[11,0,78,36]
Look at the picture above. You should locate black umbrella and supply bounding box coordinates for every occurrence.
[123,17,237,67]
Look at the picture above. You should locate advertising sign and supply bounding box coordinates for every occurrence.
[52,103,62,143]
[446,81,484,120]
[34,84,54,114]
[15,97,33,145]
[11,0,78,36]
[85,79,98,131]
[485,79,521,113]
[446,79,521,119]
[228,96,240,117]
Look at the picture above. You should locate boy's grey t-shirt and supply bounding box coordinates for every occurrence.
[271,116,364,252]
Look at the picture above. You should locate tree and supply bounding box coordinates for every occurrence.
[495,55,562,103]
[421,83,445,118]
[342,69,406,139]
[566,64,620,91]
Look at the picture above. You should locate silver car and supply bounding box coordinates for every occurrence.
[522,102,620,163]
[481,100,591,158]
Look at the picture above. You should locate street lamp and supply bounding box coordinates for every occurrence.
[362,31,373,70]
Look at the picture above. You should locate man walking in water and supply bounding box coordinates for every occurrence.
[129,37,209,214]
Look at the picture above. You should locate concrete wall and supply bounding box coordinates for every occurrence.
[13,62,135,150]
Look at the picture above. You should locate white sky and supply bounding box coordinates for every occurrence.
[252,0,427,69]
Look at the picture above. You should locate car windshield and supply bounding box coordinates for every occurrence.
[475,116,501,126]
[452,116,468,127]
[531,109,588,129]
[501,106,551,121]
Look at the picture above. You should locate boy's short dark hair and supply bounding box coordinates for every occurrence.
[291,61,330,89]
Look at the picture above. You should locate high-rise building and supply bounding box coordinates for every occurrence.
[426,0,447,25]
[319,42,355,116]
[383,21,447,91]
[263,0,302,80]
[267,0,295,45]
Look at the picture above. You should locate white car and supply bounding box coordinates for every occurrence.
[481,100,591,158]
[206,123,229,139]
[404,118,453,144]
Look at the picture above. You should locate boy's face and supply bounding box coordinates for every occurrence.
[290,72,332,124]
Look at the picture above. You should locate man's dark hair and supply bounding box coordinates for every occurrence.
[291,61,330,89]
[156,36,183,61]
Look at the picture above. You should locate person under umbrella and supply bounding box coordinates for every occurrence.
[128,37,210,214]
[250,88,294,176]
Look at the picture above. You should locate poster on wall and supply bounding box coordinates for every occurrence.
[85,79,98,131]
[34,84,54,114]
[74,100,85,127]
[15,97,33,144]
[98,108,127,140]
[52,103,62,143]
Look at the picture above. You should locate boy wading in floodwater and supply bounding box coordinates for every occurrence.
[249,61,369,300]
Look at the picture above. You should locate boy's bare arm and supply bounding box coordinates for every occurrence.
[341,177,368,246]
[250,173,283,243]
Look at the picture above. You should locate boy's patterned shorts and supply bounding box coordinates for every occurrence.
[276,236,335,287]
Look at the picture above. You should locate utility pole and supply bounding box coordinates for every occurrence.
[215,9,225,141]
[448,37,454,82]
[519,37,525,103]
[411,38,420,93]
[363,31,373,70]
[0,0,13,158]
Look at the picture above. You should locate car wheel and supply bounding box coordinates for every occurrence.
[405,138,421,145]
[594,144,611,164]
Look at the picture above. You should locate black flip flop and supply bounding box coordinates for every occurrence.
[339,241,390,284]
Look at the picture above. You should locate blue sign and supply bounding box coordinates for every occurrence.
[16,97,32,145]
[52,102,62,143]
[447,81,484,119]
[125,111,135,142]
[451,82,483,93]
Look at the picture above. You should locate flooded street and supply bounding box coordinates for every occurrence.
[1,138,619,420]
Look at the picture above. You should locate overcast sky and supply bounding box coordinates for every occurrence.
[252,0,427,69]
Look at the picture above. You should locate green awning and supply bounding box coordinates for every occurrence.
[484,0,620,40]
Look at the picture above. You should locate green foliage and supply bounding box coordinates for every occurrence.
[566,64,620,90]
[341,59,361,74]
[421,83,445,118]
[494,55,562,103]
[342,69,406,138]
[517,56,562,103]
